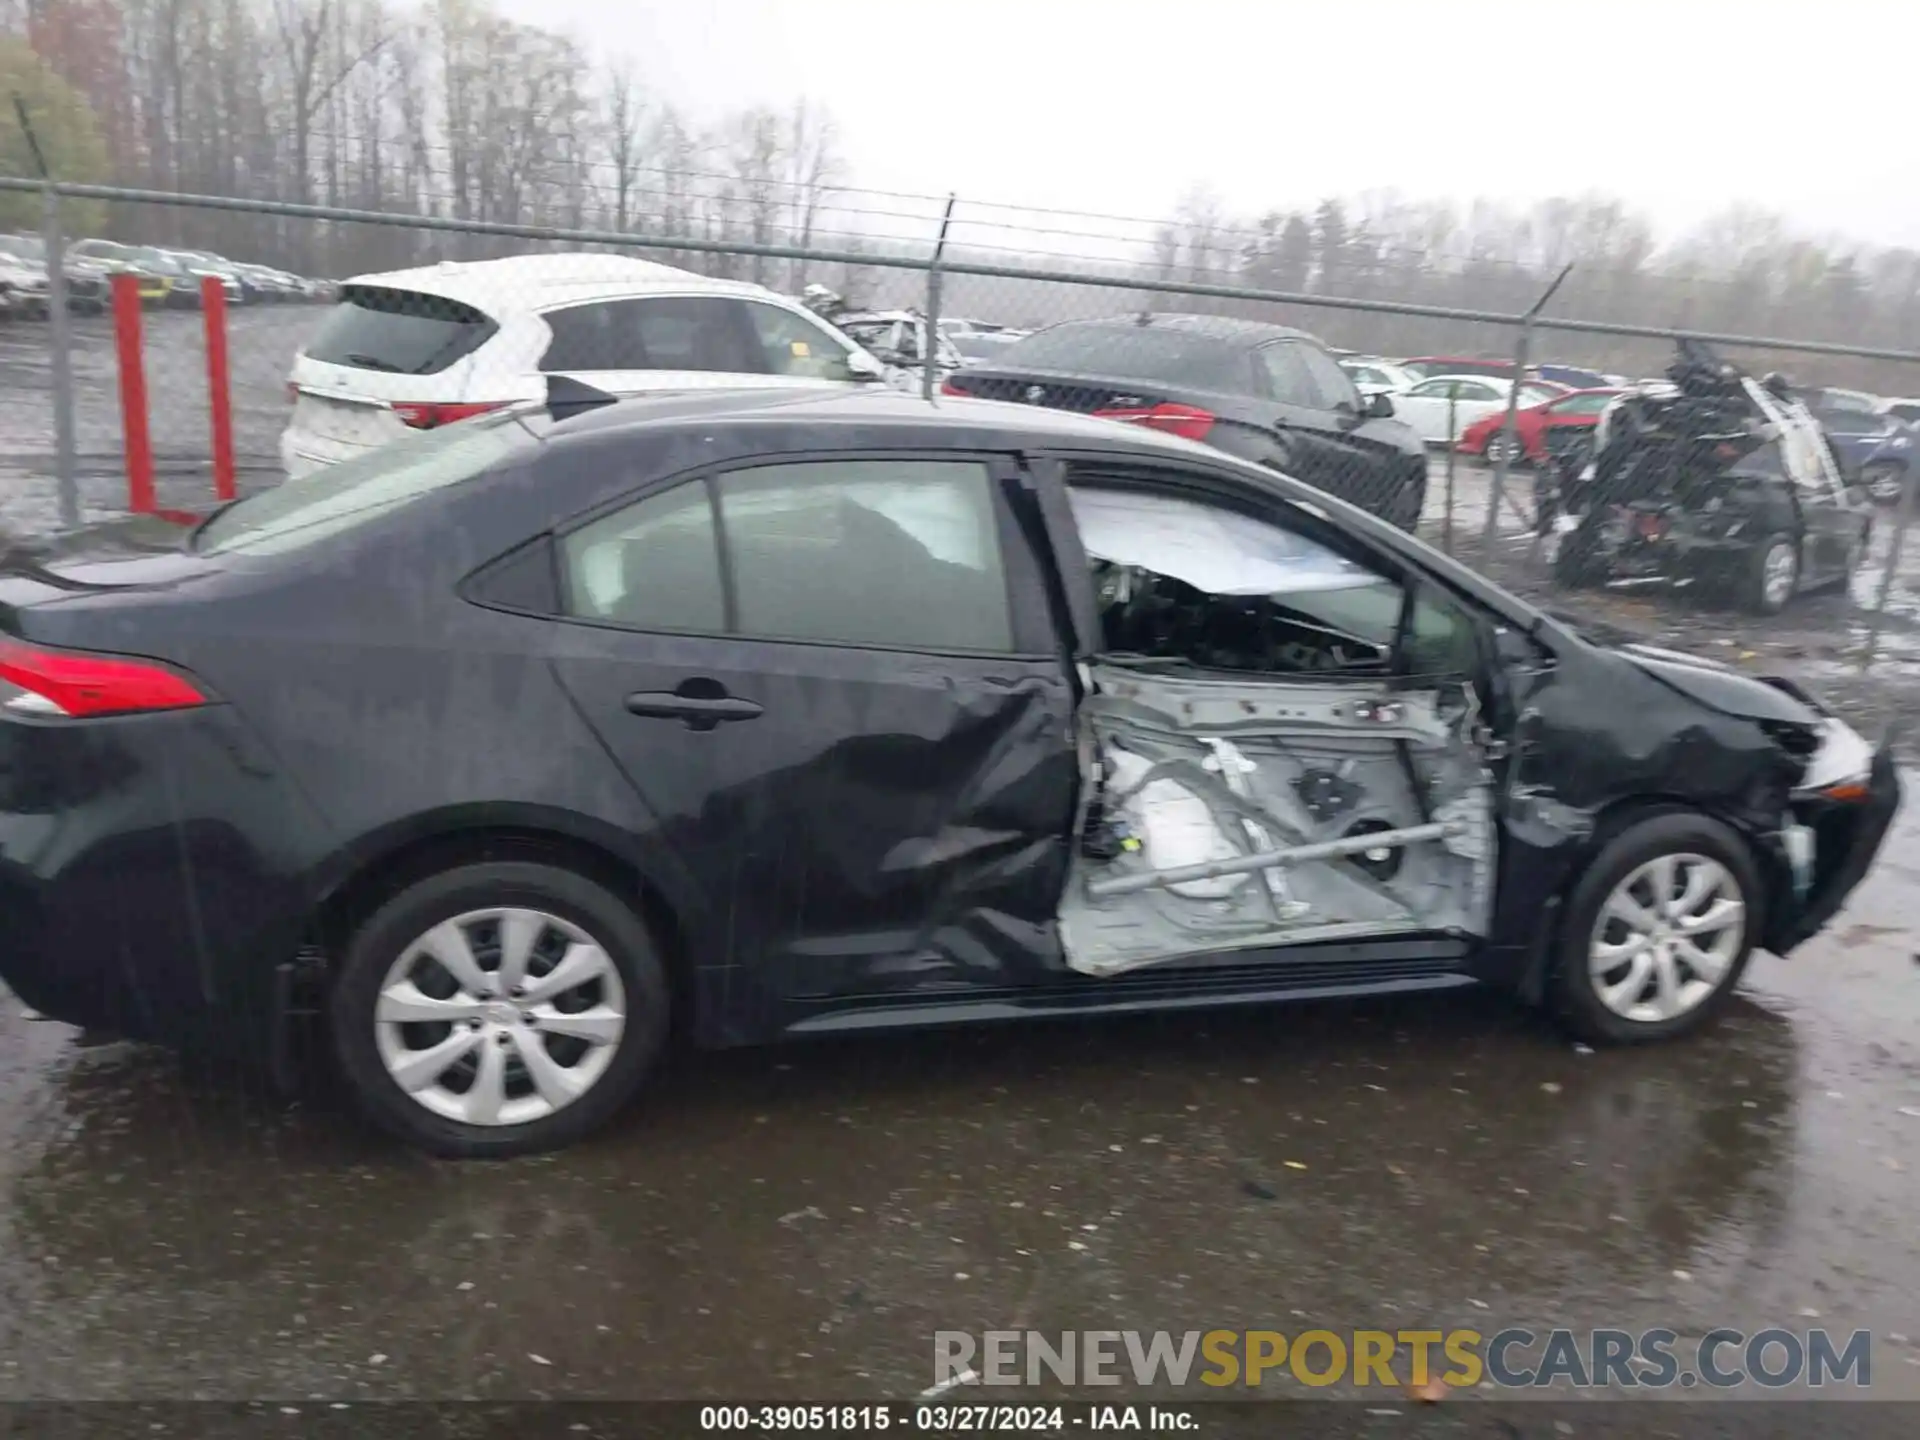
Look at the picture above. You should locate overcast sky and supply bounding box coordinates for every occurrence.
[500,0,1919,256]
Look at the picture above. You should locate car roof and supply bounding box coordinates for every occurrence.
[1414,373,1519,388]
[1050,312,1319,346]
[341,251,771,309]
[509,385,1558,638]
[538,384,1223,457]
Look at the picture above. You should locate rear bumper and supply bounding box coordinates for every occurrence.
[0,707,321,1048]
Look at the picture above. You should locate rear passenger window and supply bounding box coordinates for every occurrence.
[558,459,1014,653]
[561,482,726,633]
[719,460,1012,652]
[1257,343,1320,407]
[542,301,649,371]
[633,297,762,372]
[541,297,764,374]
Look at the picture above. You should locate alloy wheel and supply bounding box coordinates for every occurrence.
[1587,853,1746,1024]
[1864,463,1905,504]
[372,907,628,1127]
[1486,432,1522,466]
[1760,540,1798,610]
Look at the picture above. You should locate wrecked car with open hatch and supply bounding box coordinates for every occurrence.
[1553,342,1872,614]
[0,382,1898,1157]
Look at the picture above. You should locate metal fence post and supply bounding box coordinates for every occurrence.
[923,193,955,400]
[1443,394,1456,554]
[1860,463,1917,676]
[12,101,78,530]
[43,182,78,529]
[201,275,236,502]
[111,272,155,514]
[1483,264,1573,552]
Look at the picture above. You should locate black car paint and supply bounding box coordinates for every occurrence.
[0,392,1896,1065]
[948,317,1430,528]
[1557,432,1868,599]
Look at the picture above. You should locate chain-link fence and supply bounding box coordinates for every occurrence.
[4,177,1919,752]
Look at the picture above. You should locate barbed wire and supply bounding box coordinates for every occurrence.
[258,128,1558,273]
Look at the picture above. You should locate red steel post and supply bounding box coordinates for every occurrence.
[201,276,236,501]
[112,272,155,514]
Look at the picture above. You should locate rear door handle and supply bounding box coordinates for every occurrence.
[624,690,764,730]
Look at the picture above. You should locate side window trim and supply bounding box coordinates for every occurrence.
[552,450,1051,658]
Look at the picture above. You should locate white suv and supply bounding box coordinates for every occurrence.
[280,253,887,476]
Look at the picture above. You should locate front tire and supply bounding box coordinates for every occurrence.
[329,861,669,1158]
[1548,812,1761,1045]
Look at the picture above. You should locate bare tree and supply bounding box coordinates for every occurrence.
[783,97,840,289]
[271,0,386,208]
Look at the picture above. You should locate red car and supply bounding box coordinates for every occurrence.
[1456,388,1622,464]
[1398,356,1517,381]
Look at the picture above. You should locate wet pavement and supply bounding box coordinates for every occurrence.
[0,796,1916,1405]
[0,306,313,533]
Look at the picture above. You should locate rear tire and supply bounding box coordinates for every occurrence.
[1862,461,1906,506]
[329,861,669,1158]
[1552,522,1606,590]
[1485,431,1525,467]
[1548,812,1761,1045]
[1740,533,1799,615]
[1383,469,1426,532]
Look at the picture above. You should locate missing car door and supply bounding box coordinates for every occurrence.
[1054,484,1496,977]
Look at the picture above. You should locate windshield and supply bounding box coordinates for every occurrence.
[195,411,526,556]
[0,235,43,261]
[994,324,1254,393]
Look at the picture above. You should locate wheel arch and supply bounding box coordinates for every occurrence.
[1514,793,1776,1005]
[305,808,698,1035]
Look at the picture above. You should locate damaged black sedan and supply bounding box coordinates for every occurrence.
[0,386,1897,1157]
[1552,343,1872,613]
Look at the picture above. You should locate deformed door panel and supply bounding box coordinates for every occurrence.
[1060,665,1495,977]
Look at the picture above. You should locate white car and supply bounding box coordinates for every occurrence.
[1339,357,1419,398]
[1390,374,1565,446]
[281,253,888,477]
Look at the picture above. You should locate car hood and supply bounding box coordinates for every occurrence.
[1615,641,1821,725]
[1544,610,1821,724]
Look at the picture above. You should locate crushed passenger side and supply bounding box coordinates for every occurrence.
[1055,486,1495,978]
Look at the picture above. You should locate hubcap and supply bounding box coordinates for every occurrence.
[373,907,627,1127]
[1588,854,1745,1023]
[1762,542,1797,607]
